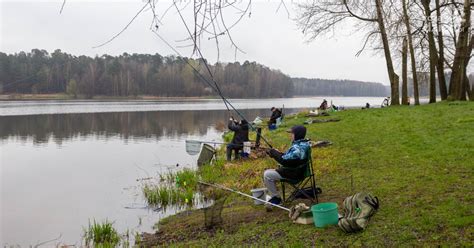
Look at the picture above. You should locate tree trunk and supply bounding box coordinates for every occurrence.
[449,0,471,100]
[375,0,399,105]
[402,0,420,105]
[465,73,472,100]
[421,0,437,103]
[402,37,408,105]
[464,35,474,100]
[471,82,474,101]
[435,0,448,100]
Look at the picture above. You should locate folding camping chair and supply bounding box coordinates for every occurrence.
[280,146,320,203]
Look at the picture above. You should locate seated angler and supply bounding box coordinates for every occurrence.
[263,125,310,205]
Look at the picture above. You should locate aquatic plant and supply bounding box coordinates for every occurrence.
[134,232,142,245]
[83,219,121,247]
[142,168,199,208]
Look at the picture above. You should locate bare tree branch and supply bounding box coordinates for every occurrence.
[276,0,290,18]
[343,0,377,22]
[355,31,380,56]
[59,0,66,14]
[93,3,148,48]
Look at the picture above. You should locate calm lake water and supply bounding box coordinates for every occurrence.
[0,97,383,246]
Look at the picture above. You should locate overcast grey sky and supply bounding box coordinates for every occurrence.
[1,0,391,84]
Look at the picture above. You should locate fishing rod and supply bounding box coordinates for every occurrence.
[186,140,226,145]
[198,181,290,212]
[172,1,230,112]
[152,31,274,149]
[160,2,276,148]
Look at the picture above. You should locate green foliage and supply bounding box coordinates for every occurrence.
[134,232,142,245]
[222,131,233,143]
[143,169,198,208]
[83,219,121,247]
[66,79,77,98]
[176,168,198,189]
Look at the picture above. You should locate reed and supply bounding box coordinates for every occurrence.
[142,168,199,207]
[83,219,121,247]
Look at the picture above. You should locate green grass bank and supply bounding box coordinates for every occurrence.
[142,102,474,247]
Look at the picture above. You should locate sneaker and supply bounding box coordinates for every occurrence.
[268,196,282,205]
[265,196,282,212]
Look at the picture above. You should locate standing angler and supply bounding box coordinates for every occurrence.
[268,107,282,128]
[226,117,249,161]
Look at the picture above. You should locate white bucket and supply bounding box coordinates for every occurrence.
[250,188,267,205]
[243,141,252,155]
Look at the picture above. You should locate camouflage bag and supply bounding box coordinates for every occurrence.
[338,192,379,233]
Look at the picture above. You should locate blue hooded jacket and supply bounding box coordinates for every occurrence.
[269,139,311,180]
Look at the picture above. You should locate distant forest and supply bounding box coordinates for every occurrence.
[0,49,293,98]
[292,77,388,96]
[0,49,392,98]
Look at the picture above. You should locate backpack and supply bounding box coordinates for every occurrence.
[338,192,379,233]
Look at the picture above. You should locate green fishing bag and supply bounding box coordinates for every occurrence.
[338,192,379,233]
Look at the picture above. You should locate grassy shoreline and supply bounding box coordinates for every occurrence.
[140,102,473,246]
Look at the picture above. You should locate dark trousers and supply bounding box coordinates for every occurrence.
[226,143,242,161]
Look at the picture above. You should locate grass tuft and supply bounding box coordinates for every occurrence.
[143,168,199,208]
[83,219,121,247]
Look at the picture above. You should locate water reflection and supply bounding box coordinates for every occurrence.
[0,109,286,145]
[1,108,299,246]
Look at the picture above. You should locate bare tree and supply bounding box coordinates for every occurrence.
[420,0,439,103]
[448,0,472,100]
[435,0,448,100]
[375,0,400,105]
[402,0,420,105]
[297,0,400,105]
[462,34,474,100]
[402,36,409,104]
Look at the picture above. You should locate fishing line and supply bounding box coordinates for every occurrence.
[172,0,230,111]
[166,2,276,148]
[152,30,274,149]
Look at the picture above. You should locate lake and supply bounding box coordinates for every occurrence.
[0,97,384,246]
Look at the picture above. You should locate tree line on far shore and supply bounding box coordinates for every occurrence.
[0,49,293,98]
[292,78,388,97]
[0,49,392,98]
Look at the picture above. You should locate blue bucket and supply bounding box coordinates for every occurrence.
[311,202,339,228]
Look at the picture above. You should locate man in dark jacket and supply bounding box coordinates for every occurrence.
[226,117,249,161]
[268,107,282,127]
[264,125,310,205]
[319,99,328,110]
